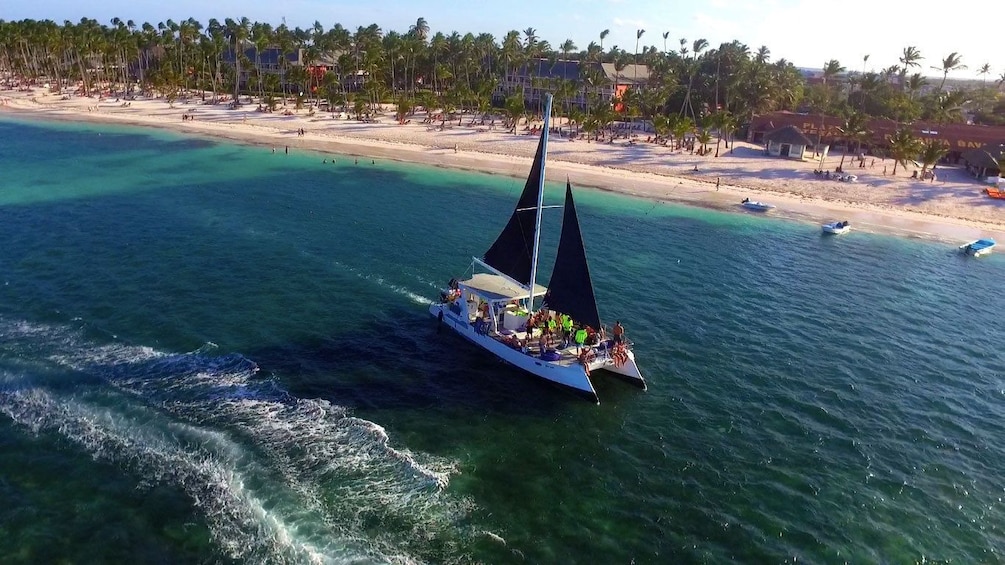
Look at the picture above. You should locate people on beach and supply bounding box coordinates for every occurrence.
[4,87,989,234]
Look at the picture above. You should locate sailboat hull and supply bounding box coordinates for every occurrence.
[431,303,601,403]
[603,350,647,390]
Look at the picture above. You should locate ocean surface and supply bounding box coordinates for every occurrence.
[1,115,1003,564]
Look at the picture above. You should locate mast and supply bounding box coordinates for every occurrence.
[527,93,553,310]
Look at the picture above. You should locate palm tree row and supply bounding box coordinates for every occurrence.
[0,18,809,124]
[3,18,1004,153]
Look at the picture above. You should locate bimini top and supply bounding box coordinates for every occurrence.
[459,273,547,302]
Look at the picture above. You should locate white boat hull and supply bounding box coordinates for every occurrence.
[742,201,775,212]
[430,303,645,403]
[822,223,850,235]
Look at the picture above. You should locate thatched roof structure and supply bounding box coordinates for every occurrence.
[764,125,812,146]
[961,143,1005,172]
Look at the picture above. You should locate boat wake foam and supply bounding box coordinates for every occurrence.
[332,260,431,306]
[0,316,471,563]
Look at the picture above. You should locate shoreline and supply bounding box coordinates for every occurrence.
[3,92,1003,244]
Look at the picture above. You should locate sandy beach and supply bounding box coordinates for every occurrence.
[3,89,1003,243]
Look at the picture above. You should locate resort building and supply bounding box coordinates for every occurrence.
[495,59,650,110]
[222,47,346,92]
[748,111,1005,163]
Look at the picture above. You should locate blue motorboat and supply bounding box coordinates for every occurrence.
[960,238,996,257]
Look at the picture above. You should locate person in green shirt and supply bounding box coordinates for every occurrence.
[561,314,574,347]
[574,327,588,353]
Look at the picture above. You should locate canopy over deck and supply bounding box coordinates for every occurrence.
[459,273,547,302]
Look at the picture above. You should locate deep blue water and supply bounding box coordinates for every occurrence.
[1,115,1004,564]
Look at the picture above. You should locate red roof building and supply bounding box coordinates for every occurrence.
[748,111,1005,154]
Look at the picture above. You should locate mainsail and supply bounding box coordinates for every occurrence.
[482,132,547,286]
[544,182,602,331]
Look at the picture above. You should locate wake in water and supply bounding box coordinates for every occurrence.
[330,260,432,306]
[0,317,475,564]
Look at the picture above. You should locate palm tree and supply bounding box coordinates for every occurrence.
[671,115,693,151]
[633,29,645,84]
[899,46,922,69]
[836,112,869,171]
[886,126,922,175]
[652,114,669,144]
[711,111,730,157]
[523,27,538,57]
[978,62,991,86]
[918,139,948,180]
[560,39,576,61]
[719,112,739,152]
[933,52,965,91]
[815,59,845,155]
[928,90,969,125]
[905,73,927,100]
[679,38,708,122]
[898,45,922,89]
[821,59,845,95]
[599,29,609,56]
[409,17,429,42]
[224,17,250,101]
[695,124,712,156]
[504,89,524,133]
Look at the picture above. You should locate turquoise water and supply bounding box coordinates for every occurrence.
[1,115,1004,564]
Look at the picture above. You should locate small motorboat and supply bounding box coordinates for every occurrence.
[822,221,851,235]
[741,198,775,212]
[960,238,996,257]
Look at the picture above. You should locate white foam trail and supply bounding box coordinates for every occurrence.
[0,386,338,564]
[0,316,472,563]
[332,261,433,306]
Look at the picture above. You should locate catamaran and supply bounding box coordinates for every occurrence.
[429,94,646,403]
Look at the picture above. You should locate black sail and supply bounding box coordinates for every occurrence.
[544,182,602,331]
[482,130,547,285]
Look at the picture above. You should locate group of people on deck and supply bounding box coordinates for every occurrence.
[500,308,625,360]
[526,309,593,353]
[453,282,627,362]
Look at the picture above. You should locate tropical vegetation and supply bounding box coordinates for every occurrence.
[2,17,1005,161]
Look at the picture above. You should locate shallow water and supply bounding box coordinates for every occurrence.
[1,115,1003,564]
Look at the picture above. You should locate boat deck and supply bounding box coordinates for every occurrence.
[484,327,612,369]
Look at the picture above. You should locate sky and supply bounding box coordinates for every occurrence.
[6,0,1004,81]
